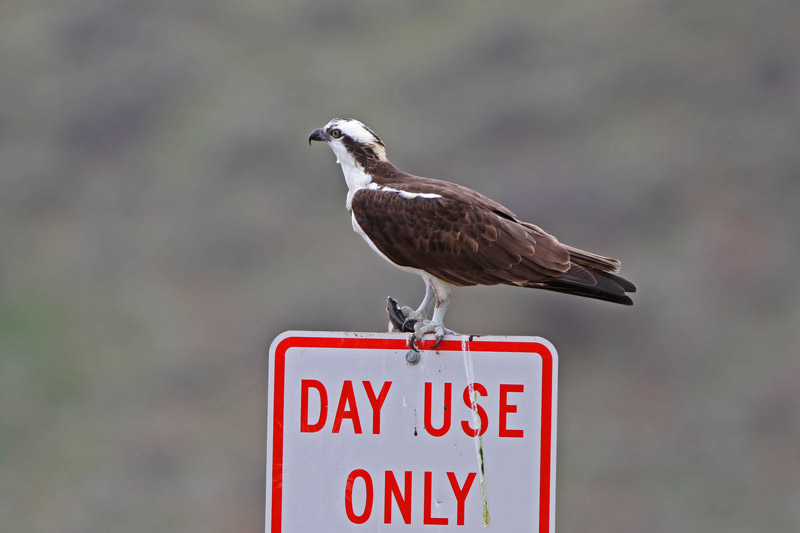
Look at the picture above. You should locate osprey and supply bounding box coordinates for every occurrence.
[309,118,636,349]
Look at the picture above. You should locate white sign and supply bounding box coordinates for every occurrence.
[266,331,558,532]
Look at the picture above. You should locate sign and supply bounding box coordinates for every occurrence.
[266,331,558,532]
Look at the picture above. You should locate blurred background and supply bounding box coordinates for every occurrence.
[2,0,799,531]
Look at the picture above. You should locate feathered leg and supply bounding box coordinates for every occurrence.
[408,276,456,350]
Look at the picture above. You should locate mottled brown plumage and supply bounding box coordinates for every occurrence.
[351,171,635,305]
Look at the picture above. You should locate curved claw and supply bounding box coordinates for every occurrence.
[389,298,448,351]
[408,333,420,353]
[431,334,445,349]
[408,331,444,352]
[408,321,447,352]
[400,318,418,333]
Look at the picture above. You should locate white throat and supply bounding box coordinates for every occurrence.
[329,143,372,211]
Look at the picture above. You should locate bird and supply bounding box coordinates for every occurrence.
[308,118,636,349]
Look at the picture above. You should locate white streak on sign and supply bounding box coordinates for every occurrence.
[462,335,491,526]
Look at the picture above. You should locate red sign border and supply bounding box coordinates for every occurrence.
[268,334,556,533]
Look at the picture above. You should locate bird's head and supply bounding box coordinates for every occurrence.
[308,118,387,170]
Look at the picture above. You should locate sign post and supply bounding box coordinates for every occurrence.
[266,331,558,532]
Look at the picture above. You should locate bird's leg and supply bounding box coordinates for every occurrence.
[398,284,434,331]
[409,279,456,351]
[417,283,436,316]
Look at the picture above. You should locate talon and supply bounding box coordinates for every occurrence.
[400,318,418,333]
[432,334,444,349]
[408,333,419,352]
[409,320,448,351]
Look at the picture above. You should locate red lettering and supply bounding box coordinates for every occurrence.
[344,469,373,524]
[461,382,488,437]
[300,379,327,432]
[384,470,412,524]
[363,381,392,434]
[423,471,448,525]
[343,469,478,525]
[424,382,451,437]
[332,380,362,434]
[447,472,476,526]
[499,383,524,438]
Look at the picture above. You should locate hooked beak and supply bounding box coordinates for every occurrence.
[308,128,327,145]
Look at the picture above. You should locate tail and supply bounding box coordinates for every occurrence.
[521,245,637,305]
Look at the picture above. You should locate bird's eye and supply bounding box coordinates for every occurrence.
[330,129,342,139]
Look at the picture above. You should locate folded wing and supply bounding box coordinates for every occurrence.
[351,181,636,305]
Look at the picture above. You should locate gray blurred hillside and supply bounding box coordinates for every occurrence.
[2,0,799,531]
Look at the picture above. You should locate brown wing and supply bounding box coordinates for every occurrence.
[351,178,636,305]
[350,185,571,287]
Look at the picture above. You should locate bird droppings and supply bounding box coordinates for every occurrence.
[461,335,490,527]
